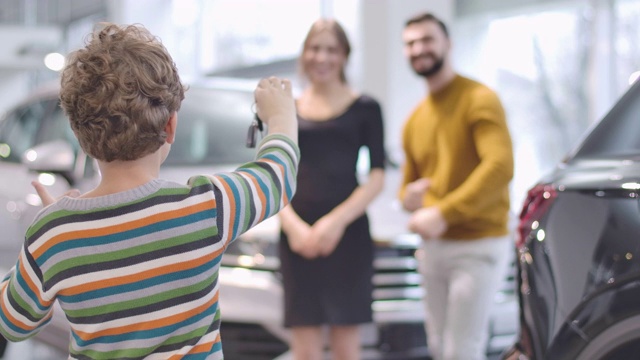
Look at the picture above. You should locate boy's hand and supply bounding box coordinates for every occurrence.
[31,181,81,207]
[254,77,297,143]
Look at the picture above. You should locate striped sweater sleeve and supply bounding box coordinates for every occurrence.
[0,251,54,341]
[202,133,299,245]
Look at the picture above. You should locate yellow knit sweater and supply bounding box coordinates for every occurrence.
[400,75,514,240]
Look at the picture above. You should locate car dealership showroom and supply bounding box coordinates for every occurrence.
[1,0,640,359]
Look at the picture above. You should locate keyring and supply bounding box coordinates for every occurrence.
[246,103,264,148]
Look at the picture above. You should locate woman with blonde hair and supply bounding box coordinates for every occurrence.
[278,18,386,360]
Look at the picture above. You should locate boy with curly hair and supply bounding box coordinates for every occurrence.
[0,23,298,359]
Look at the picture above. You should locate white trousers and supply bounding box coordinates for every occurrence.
[417,234,512,360]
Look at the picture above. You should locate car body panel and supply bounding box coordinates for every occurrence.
[508,80,640,359]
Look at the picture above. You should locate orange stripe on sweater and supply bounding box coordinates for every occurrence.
[58,246,224,296]
[33,201,213,259]
[166,333,220,359]
[17,259,52,308]
[74,292,219,341]
[0,282,53,331]
[217,179,237,240]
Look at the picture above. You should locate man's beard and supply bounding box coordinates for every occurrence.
[412,54,445,78]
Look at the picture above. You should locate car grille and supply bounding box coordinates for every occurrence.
[371,235,427,355]
[371,233,518,356]
[372,238,425,321]
[373,234,517,306]
[220,322,289,360]
[221,233,518,357]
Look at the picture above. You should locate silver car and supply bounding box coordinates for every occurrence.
[0,78,517,359]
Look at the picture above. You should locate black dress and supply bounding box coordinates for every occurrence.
[279,95,386,327]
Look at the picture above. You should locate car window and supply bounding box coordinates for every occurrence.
[571,81,640,160]
[39,104,78,151]
[0,86,259,167]
[44,104,98,182]
[165,87,257,166]
[0,98,56,163]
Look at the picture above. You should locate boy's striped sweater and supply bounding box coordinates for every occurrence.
[0,134,299,359]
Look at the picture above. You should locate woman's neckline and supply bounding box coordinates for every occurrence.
[296,94,362,122]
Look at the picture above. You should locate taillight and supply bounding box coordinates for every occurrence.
[516,184,557,249]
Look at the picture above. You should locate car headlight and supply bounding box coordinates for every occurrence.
[223,217,280,271]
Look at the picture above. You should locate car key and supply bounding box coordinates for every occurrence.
[246,113,264,148]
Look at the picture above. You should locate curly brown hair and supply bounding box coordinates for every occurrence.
[60,23,186,162]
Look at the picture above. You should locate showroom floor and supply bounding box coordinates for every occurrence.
[1,343,503,360]
[1,340,66,360]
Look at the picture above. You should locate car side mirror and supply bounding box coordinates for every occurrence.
[21,140,75,173]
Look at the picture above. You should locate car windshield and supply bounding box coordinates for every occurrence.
[0,99,56,163]
[164,87,257,166]
[570,80,640,161]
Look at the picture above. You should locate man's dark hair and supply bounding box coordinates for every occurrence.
[405,12,449,38]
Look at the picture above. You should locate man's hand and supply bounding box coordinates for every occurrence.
[402,178,430,212]
[408,206,448,240]
[31,181,80,207]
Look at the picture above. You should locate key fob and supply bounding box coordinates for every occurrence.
[246,114,264,148]
[246,120,258,148]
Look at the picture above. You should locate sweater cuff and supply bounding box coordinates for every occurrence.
[438,201,464,226]
[256,134,300,163]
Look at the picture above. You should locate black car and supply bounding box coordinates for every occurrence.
[504,79,640,360]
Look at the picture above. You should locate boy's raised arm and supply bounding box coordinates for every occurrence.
[204,77,299,245]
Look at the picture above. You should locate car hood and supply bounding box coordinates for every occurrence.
[159,163,240,184]
[545,157,640,190]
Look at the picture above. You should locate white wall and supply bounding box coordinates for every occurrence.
[0,25,63,113]
[360,0,454,162]
[0,25,62,71]
[106,0,201,80]
[0,71,31,115]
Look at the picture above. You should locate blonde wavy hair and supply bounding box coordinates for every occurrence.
[299,18,351,84]
[60,23,186,162]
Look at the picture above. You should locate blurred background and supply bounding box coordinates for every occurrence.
[2,0,640,211]
[1,0,640,358]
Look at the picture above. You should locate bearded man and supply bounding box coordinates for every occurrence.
[398,12,515,360]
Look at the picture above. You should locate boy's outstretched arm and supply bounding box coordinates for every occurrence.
[0,182,82,341]
[194,77,299,246]
[31,181,81,207]
[0,251,55,341]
